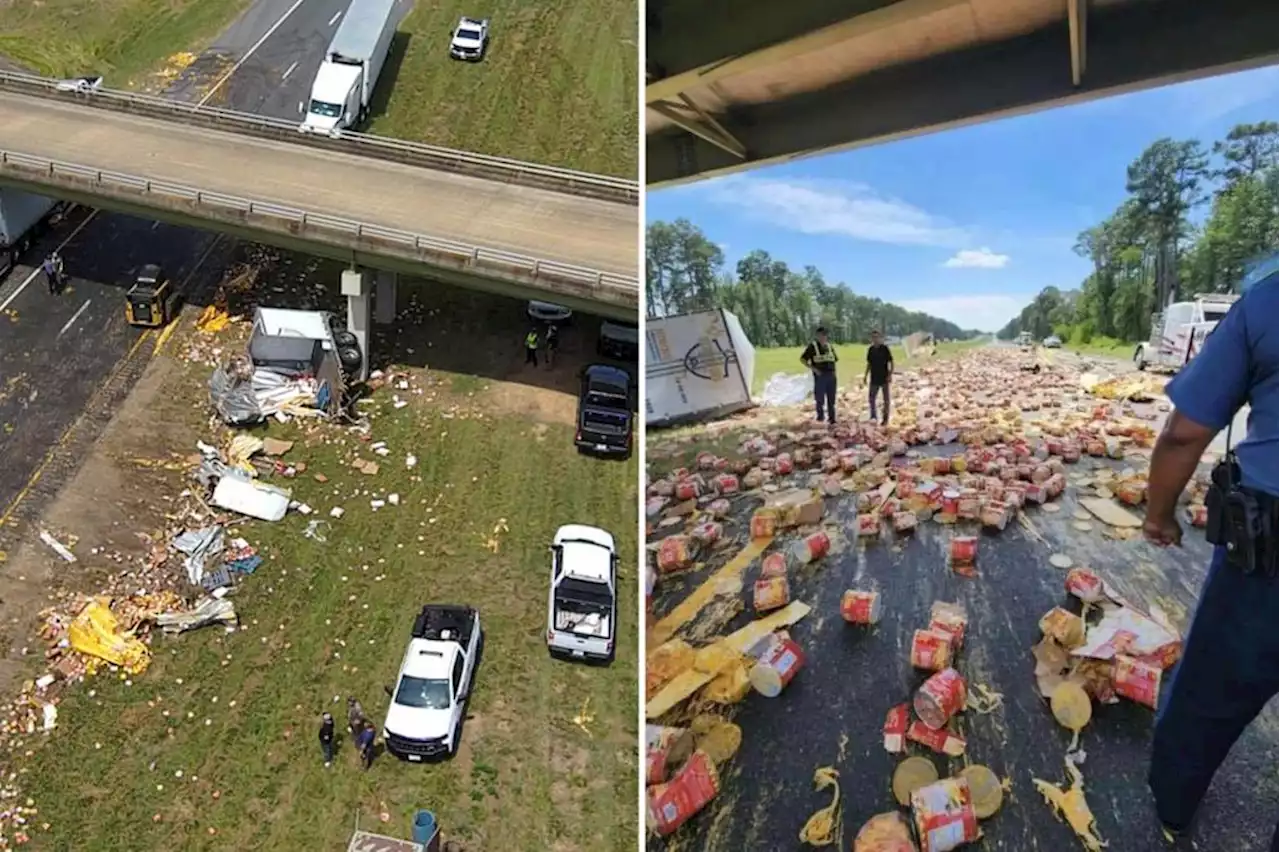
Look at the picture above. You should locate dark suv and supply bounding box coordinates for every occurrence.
[575,365,633,459]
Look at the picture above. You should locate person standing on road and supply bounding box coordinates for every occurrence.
[52,252,65,291]
[524,328,540,367]
[545,324,559,368]
[863,330,894,426]
[346,696,366,743]
[1142,275,1277,847]
[800,326,839,425]
[318,712,336,768]
[357,720,377,770]
[41,255,57,295]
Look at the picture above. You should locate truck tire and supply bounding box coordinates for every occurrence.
[333,329,359,350]
[338,346,363,373]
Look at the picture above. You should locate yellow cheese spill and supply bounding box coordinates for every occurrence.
[648,537,771,648]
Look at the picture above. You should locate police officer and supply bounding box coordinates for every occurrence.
[41,254,57,295]
[1143,274,1277,846]
[524,327,539,367]
[800,326,838,425]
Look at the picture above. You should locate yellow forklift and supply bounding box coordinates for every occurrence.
[124,263,180,327]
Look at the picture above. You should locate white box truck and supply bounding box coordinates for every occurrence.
[1133,293,1239,373]
[645,308,755,428]
[300,0,405,135]
[0,189,60,278]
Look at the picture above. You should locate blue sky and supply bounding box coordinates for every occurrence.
[647,66,1280,332]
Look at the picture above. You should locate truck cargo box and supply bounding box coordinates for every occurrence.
[645,309,755,427]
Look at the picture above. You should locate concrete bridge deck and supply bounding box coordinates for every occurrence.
[0,90,637,310]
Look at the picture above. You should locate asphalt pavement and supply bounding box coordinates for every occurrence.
[649,462,1278,852]
[0,0,342,531]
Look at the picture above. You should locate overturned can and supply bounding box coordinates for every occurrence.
[911,777,981,852]
[760,552,788,579]
[841,589,883,625]
[1113,654,1162,710]
[753,576,791,613]
[790,530,831,564]
[749,635,806,698]
[914,667,967,730]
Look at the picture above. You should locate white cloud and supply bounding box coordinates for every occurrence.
[897,294,1031,333]
[698,176,969,247]
[943,248,1010,269]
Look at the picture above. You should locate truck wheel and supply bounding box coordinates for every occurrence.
[333,329,359,350]
[338,346,363,373]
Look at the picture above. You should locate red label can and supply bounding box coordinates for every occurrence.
[949,536,978,566]
[749,636,806,697]
[841,590,883,625]
[911,777,981,852]
[760,552,788,579]
[941,490,961,515]
[1113,654,1162,709]
[882,703,908,753]
[775,453,794,475]
[914,668,967,730]
[674,480,698,501]
[715,474,740,495]
[910,629,953,671]
[648,751,721,836]
[792,531,830,564]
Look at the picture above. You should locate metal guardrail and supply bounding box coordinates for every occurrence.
[0,71,639,205]
[0,150,637,306]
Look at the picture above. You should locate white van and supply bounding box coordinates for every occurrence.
[546,525,617,662]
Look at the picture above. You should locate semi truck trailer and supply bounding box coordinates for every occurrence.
[0,189,60,278]
[300,0,405,135]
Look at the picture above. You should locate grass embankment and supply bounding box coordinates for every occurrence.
[370,0,637,176]
[0,0,250,84]
[1063,337,1136,359]
[750,339,982,394]
[25,364,638,850]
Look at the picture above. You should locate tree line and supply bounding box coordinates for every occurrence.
[646,220,976,347]
[998,121,1278,344]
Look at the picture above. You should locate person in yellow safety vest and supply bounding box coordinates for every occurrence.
[800,326,839,425]
[524,328,540,366]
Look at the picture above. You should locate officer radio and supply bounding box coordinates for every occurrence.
[1204,420,1277,576]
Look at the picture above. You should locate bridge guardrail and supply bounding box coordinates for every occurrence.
[0,71,638,205]
[0,150,638,307]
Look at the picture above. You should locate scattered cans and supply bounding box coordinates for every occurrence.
[759,552,788,579]
[949,536,978,568]
[910,629,954,672]
[892,756,939,806]
[752,576,790,613]
[1113,654,1162,709]
[853,811,916,852]
[645,725,695,785]
[882,704,908,753]
[790,531,830,564]
[647,750,720,836]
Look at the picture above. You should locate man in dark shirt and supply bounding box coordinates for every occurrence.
[318,712,336,767]
[800,326,839,425]
[863,330,894,426]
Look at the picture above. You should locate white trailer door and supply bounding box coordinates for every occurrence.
[645,310,752,425]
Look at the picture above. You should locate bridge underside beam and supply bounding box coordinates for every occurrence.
[647,0,1278,187]
[0,172,636,321]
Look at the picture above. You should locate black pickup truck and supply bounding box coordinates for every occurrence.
[575,364,633,459]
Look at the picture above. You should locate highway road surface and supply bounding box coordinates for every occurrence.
[0,0,350,542]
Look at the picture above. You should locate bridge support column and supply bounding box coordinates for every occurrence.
[374,270,398,325]
[341,267,372,382]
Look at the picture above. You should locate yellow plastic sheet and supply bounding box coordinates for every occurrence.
[68,600,151,674]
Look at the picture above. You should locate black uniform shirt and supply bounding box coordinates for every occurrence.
[867,344,894,384]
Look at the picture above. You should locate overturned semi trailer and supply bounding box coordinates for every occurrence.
[645,308,755,428]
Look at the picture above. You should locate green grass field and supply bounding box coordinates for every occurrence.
[1063,337,1136,359]
[750,339,981,394]
[368,0,637,176]
[23,364,638,850]
[0,0,636,177]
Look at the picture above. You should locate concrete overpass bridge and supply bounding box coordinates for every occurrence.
[0,72,639,321]
[646,0,1278,186]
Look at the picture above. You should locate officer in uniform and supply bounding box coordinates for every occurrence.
[524,327,540,367]
[1143,273,1277,846]
[800,326,839,425]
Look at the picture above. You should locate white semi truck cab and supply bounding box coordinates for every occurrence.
[300,0,402,135]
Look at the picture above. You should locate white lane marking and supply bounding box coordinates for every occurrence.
[58,299,91,338]
[328,9,342,25]
[282,60,299,81]
[196,0,311,107]
[0,209,97,314]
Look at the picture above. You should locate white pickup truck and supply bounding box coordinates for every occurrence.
[383,605,481,761]
[547,525,618,662]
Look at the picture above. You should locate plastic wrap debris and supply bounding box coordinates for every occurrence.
[171,526,224,586]
[1071,605,1182,670]
[211,476,291,521]
[68,600,151,673]
[155,597,238,634]
[39,530,76,563]
[759,373,813,407]
[209,356,263,425]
